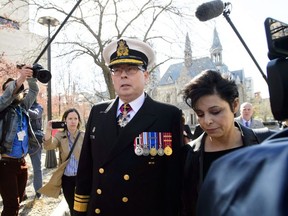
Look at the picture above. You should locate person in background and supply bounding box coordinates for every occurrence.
[28,100,44,199]
[39,108,85,216]
[180,70,274,216]
[73,38,183,216]
[235,102,265,129]
[0,65,40,215]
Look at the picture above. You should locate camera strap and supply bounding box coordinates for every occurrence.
[65,131,81,162]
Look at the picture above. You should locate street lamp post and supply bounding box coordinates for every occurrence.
[38,16,60,168]
[38,16,60,120]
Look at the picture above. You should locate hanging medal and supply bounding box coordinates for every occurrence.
[163,132,173,156]
[157,132,164,156]
[142,132,150,156]
[118,104,132,127]
[134,135,143,156]
[149,132,158,156]
[118,113,130,127]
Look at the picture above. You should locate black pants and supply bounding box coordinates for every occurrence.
[0,158,28,216]
[62,175,76,216]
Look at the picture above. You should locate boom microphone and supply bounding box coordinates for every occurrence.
[195,0,268,84]
[195,0,224,22]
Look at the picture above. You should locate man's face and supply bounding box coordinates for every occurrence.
[111,64,149,103]
[240,104,253,121]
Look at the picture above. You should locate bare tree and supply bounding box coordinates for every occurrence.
[2,0,193,101]
[0,53,17,79]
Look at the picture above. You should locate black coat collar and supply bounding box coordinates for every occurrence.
[189,121,259,152]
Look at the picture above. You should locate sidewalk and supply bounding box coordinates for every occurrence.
[51,198,70,216]
[0,150,70,215]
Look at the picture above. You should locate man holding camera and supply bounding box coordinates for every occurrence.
[0,65,40,215]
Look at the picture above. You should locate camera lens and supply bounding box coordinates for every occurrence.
[32,63,52,83]
[36,69,52,84]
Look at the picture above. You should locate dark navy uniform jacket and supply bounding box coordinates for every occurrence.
[74,95,183,216]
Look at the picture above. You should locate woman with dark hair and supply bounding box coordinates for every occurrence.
[180,70,273,216]
[39,108,85,215]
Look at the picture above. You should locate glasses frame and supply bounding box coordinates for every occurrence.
[110,65,145,76]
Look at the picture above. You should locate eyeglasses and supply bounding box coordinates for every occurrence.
[110,65,145,76]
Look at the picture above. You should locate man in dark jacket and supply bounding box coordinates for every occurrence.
[28,101,44,199]
[74,38,183,216]
[0,66,40,215]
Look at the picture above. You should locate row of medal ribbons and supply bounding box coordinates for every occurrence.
[133,132,173,156]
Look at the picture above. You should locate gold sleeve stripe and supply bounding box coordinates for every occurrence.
[74,196,89,202]
[74,201,88,212]
[74,194,90,199]
[74,194,90,212]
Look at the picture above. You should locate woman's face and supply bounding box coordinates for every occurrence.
[65,111,79,132]
[194,94,238,138]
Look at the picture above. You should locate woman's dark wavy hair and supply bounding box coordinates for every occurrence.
[61,108,82,130]
[182,70,239,112]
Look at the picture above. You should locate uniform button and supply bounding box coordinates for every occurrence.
[123,174,130,181]
[96,189,102,194]
[99,168,104,174]
[122,197,128,203]
[95,208,101,214]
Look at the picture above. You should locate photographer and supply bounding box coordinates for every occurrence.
[38,108,85,215]
[0,65,40,215]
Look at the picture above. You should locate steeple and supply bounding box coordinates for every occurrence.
[184,33,192,68]
[210,27,223,66]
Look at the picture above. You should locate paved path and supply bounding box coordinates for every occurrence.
[51,198,70,216]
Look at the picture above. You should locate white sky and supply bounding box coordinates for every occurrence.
[196,0,288,98]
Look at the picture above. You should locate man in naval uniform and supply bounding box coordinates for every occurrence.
[73,38,183,216]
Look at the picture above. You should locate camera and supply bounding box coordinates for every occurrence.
[32,63,52,84]
[17,63,52,84]
[265,17,288,121]
[52,121,66,129]
[265,17,288,60]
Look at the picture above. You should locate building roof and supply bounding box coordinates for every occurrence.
[158,57,218,86]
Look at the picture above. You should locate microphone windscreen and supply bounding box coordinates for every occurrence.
[195,0,224,22]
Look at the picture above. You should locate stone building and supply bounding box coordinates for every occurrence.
[0,1,45,64]
[152,28,252,130]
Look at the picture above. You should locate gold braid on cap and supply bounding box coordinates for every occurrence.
[109,39,148,69]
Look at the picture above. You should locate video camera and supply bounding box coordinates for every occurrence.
[17,63,52,84]
[265,17,288,121]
